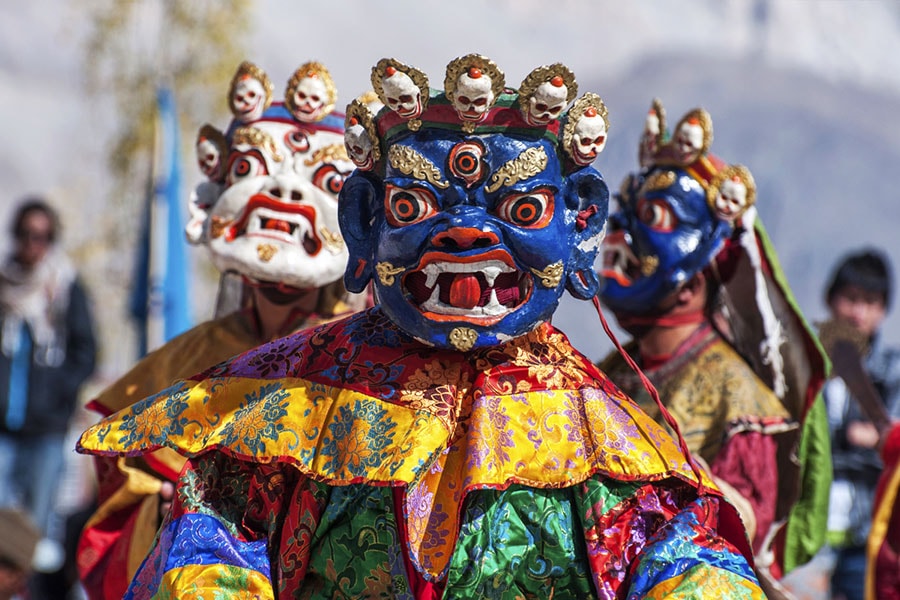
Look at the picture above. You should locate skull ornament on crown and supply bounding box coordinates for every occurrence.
[371,59,428,124]
[599,99,757,316]
[672,109,711,164]
[285,62,337,123]
[563,94,610,167]
[228,61,273,124]
[518,64,577,127]
[186,60,352,291]
[339,55,611,351]
[443,54,506,132]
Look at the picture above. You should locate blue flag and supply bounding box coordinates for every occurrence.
[129,87,193,356]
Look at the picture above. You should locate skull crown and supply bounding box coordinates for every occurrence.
[348,54,610,174]
[633,98,756,226]
[187,60,346,245]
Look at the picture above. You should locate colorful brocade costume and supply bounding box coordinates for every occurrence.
[81,53,765,597]
[78,308,763,598]
[77,288,358,599]
[599,323,828,579]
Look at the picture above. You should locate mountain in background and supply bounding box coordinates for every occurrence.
[4,0,900,379]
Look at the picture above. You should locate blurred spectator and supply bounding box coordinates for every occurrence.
[0,507,40,600]
[821,248,900,600]
[0,198,97,582]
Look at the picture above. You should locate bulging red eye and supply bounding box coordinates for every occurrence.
[637,198,676,231]
[226,151,267,185]
[495,189,554,228]
[385,185,438,226]
[285,130,310,153]
[312,164,345,197]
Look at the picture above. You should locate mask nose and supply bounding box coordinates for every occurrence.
[432,227,499,251]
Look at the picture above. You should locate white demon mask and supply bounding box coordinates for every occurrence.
[204,118,351,289]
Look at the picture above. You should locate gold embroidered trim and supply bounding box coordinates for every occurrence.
[388,145,449,189]
[485,147,548,193]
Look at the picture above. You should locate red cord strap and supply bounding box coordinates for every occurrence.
[591,295,708,494]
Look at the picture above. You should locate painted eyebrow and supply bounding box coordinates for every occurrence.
[388,145,449,189]
[484,146,548,193]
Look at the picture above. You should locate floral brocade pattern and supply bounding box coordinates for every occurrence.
[80,307,744,592]
[129,460,761,599]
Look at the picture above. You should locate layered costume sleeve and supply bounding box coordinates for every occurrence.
[124,454,314,599]
[77,314,259,600]
[600,330,827,581]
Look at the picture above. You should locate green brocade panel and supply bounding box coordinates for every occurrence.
[444,480,640,599]
[301,479,642,598]
[303,484,412,599]
[782,396,832,572]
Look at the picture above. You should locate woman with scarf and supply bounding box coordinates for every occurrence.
[0,198,97,576]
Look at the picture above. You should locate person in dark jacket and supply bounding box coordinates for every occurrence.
[821,249,900,600]
[0,198,97,576]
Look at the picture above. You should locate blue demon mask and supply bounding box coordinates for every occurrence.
[599,104,756,316]
[339,56,610,351]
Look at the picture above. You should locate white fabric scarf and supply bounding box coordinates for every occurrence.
[0,250,75,366]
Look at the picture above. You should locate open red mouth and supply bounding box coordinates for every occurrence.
[403,250,532,323]
[226,193,322,255]
[600,230,641,286]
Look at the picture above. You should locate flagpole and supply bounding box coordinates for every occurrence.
[132,0,193,356]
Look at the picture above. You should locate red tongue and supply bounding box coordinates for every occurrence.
[448,273,481,309]
[264,219,292,234]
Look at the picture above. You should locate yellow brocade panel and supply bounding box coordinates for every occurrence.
[155,564,274,599]
[643,563,765,599]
